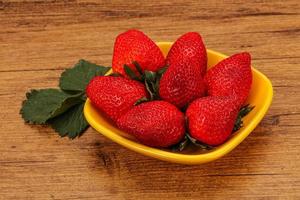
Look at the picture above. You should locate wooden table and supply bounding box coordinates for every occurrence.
[1,1,299,199]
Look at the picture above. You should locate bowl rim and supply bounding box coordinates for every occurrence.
[84,42,273,164]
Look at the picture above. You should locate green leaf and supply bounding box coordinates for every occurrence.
[157,66,168,75]
[122,63,167,100]
[233,104,254,132]
[133,61,143,75]
[186,133,213,150]
[124,64,140,81]
[20,89,83,124]
[239,104,254,117]
[144,70,156,82]
[134,97,149,106]
[171,135,189,151]
[143,68,168,100]
[59,59,111,92]
[48,103,88,139]
[155,66,168,93]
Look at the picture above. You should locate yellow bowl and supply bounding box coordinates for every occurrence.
[84,42,273,165]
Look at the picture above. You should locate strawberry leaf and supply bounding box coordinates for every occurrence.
[59,59,111,92]
[48,103,88,139]
[20,89,83,124]
[21,59,111,139]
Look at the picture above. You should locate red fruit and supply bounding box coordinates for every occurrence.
[117,101,185,148]
[86,76,148,122]
[186,96,240,146]
[112,29,165,76]
[204,52,252,105]
[159,32,207,108]
[166,32,207,76]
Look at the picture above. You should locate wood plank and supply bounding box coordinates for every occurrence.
[1,0,299,71]
[0,0,300,199]
[0,69,299,199]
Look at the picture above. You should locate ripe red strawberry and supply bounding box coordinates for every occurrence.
[186,96,240,146]
[166,32,207,76]
[86,76,148,122]
[112,29,165,76]
[204,52,252,105]
[117,101,185,147]
[159,32,207,108]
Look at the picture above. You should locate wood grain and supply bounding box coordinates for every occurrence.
[0,0,300,199]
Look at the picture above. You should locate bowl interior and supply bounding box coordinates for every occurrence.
[84,42,273,164]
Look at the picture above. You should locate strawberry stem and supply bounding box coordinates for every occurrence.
[134,97,149,106]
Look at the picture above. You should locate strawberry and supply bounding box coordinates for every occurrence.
[166,32,207,76]
[117,101,185,147]
[159,32,207,108]
[204,52,252,105]
[186,96,240,146]
[86,76,148,122]
[112,29,165,77]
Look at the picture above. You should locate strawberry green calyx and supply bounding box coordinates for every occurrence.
[170,135,189,151]
[171,133,213,152]
[233,104,254,132]
[186,133,213,150]
[132,61,144,75]
[124,64,141,81]
[124,61,168,100]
